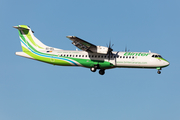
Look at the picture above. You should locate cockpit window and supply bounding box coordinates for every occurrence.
[152,54,163,58]
[158,55,162,58]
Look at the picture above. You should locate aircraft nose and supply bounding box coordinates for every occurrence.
[164,61,170,66]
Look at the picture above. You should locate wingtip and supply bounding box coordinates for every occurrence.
[66,36,76,38]
[66,36,71,38]
[13,26,18,29]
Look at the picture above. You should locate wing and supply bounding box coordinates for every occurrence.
[66,36,96,52]
[67,36,110,54]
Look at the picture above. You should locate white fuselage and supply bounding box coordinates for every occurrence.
[40,50,169,68]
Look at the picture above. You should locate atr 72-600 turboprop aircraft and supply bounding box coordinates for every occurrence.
[14,25,169,75]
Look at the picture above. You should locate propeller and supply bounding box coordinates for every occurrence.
[107,41,114,60]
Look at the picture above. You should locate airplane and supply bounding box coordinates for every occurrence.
[14,25,169,75]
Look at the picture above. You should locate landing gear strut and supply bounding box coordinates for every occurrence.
[156,67,161,74]
[90,65,98,72]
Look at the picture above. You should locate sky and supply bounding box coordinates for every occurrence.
[0,0,180,120]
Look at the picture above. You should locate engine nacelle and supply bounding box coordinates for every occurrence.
[93,46,109,54]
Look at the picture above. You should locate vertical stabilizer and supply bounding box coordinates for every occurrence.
[13,25,59,52]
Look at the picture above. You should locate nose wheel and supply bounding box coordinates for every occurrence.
[157,70,161,74]
[156,67,161,74]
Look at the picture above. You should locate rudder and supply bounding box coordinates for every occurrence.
[14,25,49,52]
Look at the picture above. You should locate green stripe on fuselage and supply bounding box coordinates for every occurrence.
[18,27,43,49]
[156,57,169,63]
[22,46,72,66]
[22,44,113,68]
[20,33,114,69]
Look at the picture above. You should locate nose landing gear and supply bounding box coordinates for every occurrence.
[157,70,161,74]
[156,67,161,74]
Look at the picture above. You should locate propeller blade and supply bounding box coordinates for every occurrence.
[106,40,114,60]
[111,44,114,47]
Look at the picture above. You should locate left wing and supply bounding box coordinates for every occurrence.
[66,36,96,52]
[67,36,110,54]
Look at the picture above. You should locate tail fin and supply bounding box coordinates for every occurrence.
[13,25,54,52]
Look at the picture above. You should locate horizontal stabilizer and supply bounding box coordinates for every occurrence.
[16,52,33,59]
[13,26,29,31]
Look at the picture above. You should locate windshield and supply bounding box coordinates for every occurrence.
[152,55,162,58]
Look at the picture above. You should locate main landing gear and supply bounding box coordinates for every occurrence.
[99,69,105,75]
[90,67,97,72]
[90,65,105,75]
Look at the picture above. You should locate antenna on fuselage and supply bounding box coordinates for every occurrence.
[125,46,130,52]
